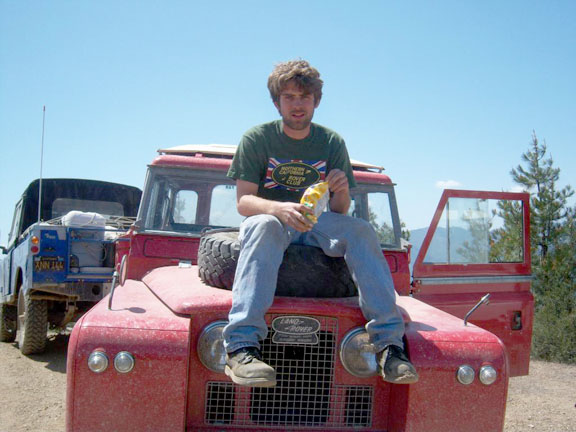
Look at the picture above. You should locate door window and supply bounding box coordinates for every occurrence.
[424,197,524,265]
[8,200,23,246]
[414,190,530,277]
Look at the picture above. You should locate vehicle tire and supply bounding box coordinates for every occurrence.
[198,230,358,298]
[0,303,17,342]
[17,290,47,355]
[198,230,240,291]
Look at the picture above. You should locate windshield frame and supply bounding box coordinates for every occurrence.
[138,167,403,250]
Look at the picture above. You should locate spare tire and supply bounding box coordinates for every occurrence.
[198,229,357,298]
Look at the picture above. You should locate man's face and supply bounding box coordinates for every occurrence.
[274,81,319,138]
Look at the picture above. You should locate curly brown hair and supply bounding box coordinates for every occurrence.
[267,60,323,104]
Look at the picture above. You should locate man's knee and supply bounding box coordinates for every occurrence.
[241,214,285,240]
[323,212,374,237]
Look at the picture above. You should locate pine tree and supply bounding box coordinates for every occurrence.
[531,209,576,362]
[510,132,574,261]
[510,133,576,363]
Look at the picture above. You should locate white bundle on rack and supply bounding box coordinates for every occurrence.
[62,211,106,269]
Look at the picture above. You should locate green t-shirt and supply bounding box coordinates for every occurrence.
[228,120,356,203]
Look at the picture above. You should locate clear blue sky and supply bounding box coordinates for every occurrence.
[1,1,575,243]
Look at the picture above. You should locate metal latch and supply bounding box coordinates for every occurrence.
[512,311,523,330]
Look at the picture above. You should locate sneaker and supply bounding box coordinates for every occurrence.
[377,345,419,384]
[225,347,277,387]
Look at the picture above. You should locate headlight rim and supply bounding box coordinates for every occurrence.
[339,327,378,378]
[197,320,228,373]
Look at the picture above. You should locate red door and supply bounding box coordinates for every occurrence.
[412,189,533,376]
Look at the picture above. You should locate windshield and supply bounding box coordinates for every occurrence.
[142,172,244,233]
[348,188,400,248]
[141,170,401,247]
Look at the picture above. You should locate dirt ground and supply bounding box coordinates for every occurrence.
[0,333,575,432]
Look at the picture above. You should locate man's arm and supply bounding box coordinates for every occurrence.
[236,180,314,232]
[325,169,351,214]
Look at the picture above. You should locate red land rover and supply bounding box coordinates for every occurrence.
[66,144,533,432]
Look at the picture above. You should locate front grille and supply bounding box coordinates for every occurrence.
[205,315,374,428]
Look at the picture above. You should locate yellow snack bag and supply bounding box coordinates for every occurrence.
[300,181,329,224]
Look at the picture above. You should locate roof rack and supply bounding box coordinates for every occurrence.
[158,144,384,172]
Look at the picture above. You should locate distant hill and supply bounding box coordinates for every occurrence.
[407,227,428,268]
[407,226,477,271]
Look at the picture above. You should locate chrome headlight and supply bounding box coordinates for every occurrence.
[114,351,135,373]
[479,365,497,385]
[198,321,227,373]
[88,350,109,373]
[457,365,475,385]
[340,328,378,377]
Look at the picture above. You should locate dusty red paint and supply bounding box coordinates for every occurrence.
[412,189,533,376]
[66,281,190,432]
[67,147,532,431]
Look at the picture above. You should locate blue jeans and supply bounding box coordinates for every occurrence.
[222,212,405,353]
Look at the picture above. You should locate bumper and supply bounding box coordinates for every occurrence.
[32,281,111,302]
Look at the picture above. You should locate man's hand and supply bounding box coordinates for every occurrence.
[274,201,315,232]
[326,169,349,194]
[325,169,351,214]
[236,179,314,232]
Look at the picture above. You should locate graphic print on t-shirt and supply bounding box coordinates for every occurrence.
[265,158,327,191]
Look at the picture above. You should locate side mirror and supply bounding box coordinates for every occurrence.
[0,246,7,254]
[464,293,491,326]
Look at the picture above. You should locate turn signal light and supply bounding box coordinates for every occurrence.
[88,351,109,373]
[479,365,498,385]
[457,365,475,385]
[30,236,40,254]
[114,351,135,373]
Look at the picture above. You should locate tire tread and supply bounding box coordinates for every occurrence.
[198,231,357,298]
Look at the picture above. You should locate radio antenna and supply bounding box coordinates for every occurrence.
[38,105,46,223]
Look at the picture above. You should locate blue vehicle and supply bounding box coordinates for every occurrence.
[0,178,141,354]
